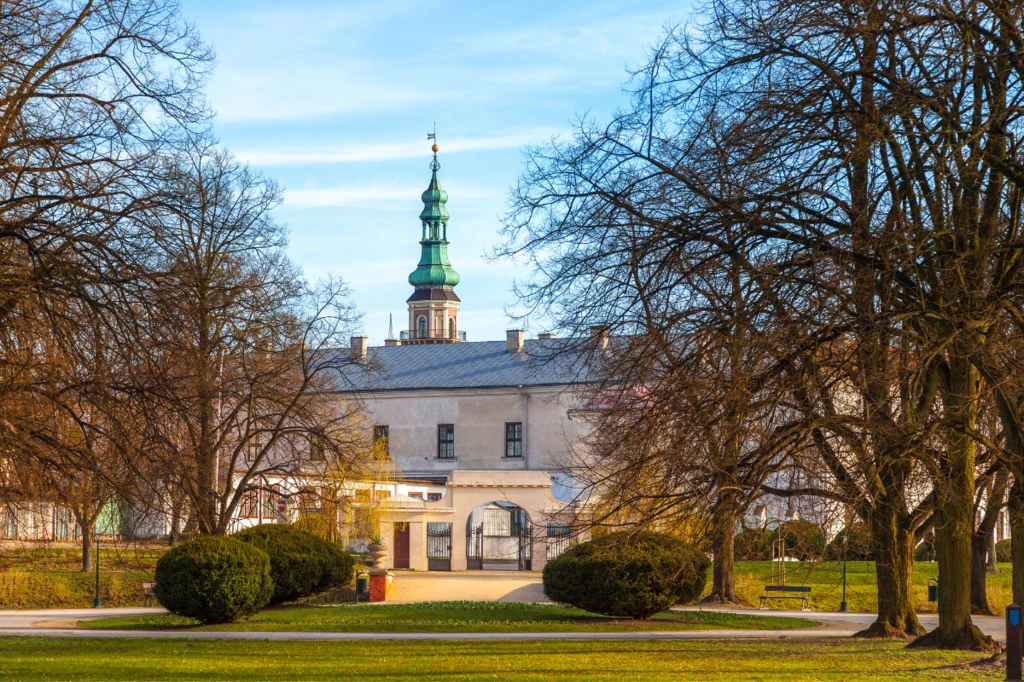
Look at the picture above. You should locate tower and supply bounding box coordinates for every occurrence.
[405,137,462,343]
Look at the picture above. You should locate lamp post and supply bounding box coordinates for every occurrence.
[92,519,101,608]
[839,532,848,613]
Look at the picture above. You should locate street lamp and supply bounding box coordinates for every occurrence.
[92,519,101,608]
[839,531,848,613]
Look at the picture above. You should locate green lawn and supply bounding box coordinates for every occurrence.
[81,601,816,632]
[722,561,1013,614]
[0,542,1013,614]
[0,637,1001,681]
[0,543,164,609]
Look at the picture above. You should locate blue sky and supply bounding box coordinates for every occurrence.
[180,0,694,344]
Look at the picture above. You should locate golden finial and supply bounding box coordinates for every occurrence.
[432,143,439,153]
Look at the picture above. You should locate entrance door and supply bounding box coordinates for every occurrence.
[393,523,410,569]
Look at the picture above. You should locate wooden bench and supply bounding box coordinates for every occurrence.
[759,585,811,611]
[142,582,156,607]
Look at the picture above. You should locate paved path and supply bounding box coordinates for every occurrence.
[0,605,1005,643]
[387,569,548,603]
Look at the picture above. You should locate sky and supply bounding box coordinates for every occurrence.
[179,0,695,344]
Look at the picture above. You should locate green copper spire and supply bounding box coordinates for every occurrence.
[408,151,460,290]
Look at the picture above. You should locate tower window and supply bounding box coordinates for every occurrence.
[449,317,455,339]
[418,316,427,339]
[505,422,523,458]
[437,424,455,459]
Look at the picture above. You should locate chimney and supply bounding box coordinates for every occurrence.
[590,325,610,350]
[350,335,369,360]
[506,329,525,353]
[537,332,557,340]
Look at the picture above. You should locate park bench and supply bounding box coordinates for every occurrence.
[142,581,156,606]
[759,585,812,611]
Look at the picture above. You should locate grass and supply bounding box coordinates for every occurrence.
[80,601,817,632]
[0,543,1013,614]
[721,561,1013,614]
[0,636,1003,680]
[0,542,164,609]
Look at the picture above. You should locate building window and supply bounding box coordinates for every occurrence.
[437,424,455,459]
[262,484,282,519]
[245,435,262,464]
[373,425,389,456]
[408,492,424,500]
[308,436,325,463]
[427,492,443,502]
[418,316,427,338]
[505,422,523,458]
[240,488,259,518]
[448,317,455,339]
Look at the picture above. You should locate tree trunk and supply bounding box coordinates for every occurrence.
[1010,477,1024,605]
[703,496,740,605]
[910,353,998,652]
[971,470,1006,614]
[168,503,181,546]
[970,530,993,615]
[80,524,93,574]
[857,505,923,638]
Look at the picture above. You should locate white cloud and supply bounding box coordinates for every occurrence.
[240,129,560,167]
[283,182,498,208]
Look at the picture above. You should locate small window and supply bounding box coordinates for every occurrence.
[407,492,424,500]
[437,424,455,459]
[240,488,259,518]
[373,425,389,456]
[505,422,523,458]
[245,435,262,464]
[308,436,325,462]
[262,484,282,519]
[427,492,443,502]
[418,316,427,338]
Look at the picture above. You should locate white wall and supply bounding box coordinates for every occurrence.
[354,385,584,477]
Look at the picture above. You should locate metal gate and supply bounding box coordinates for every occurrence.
[466,505,533,571]
[467,524,483,570]
[427,522,452,571]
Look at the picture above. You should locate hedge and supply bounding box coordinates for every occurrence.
[154,536,273,624]
[542,531,710,619]
[233,524,354,604]
[825,523,873,561]
[996,539,1012,563]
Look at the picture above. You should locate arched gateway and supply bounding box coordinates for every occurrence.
[466,502,532,571]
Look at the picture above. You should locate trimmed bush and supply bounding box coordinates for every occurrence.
[825,523,873,561]
[771,520,825,561]
[734,528,769,560]
[542,531,710,619]
[996,539,1012,563]
[233,524,354,604]
[154,536,272,624]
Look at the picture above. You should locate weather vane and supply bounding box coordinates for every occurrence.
[427,122,439,171]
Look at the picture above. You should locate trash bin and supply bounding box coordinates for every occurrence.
[356,571,369,597]
[927,577,938,602]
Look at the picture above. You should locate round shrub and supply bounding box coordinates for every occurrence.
[542,531,710,619]
[996,539,1012,563]
[734,528,769,560]
[154,535,273,624]
[771,520,825,561]
[825,523,873,561]
[233,524,354,604]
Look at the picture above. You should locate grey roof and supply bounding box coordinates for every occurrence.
[333,339,594,392]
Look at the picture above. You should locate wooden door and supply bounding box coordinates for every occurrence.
[393,523,410,569]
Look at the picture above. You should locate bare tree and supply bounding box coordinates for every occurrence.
[133,142,364,536]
